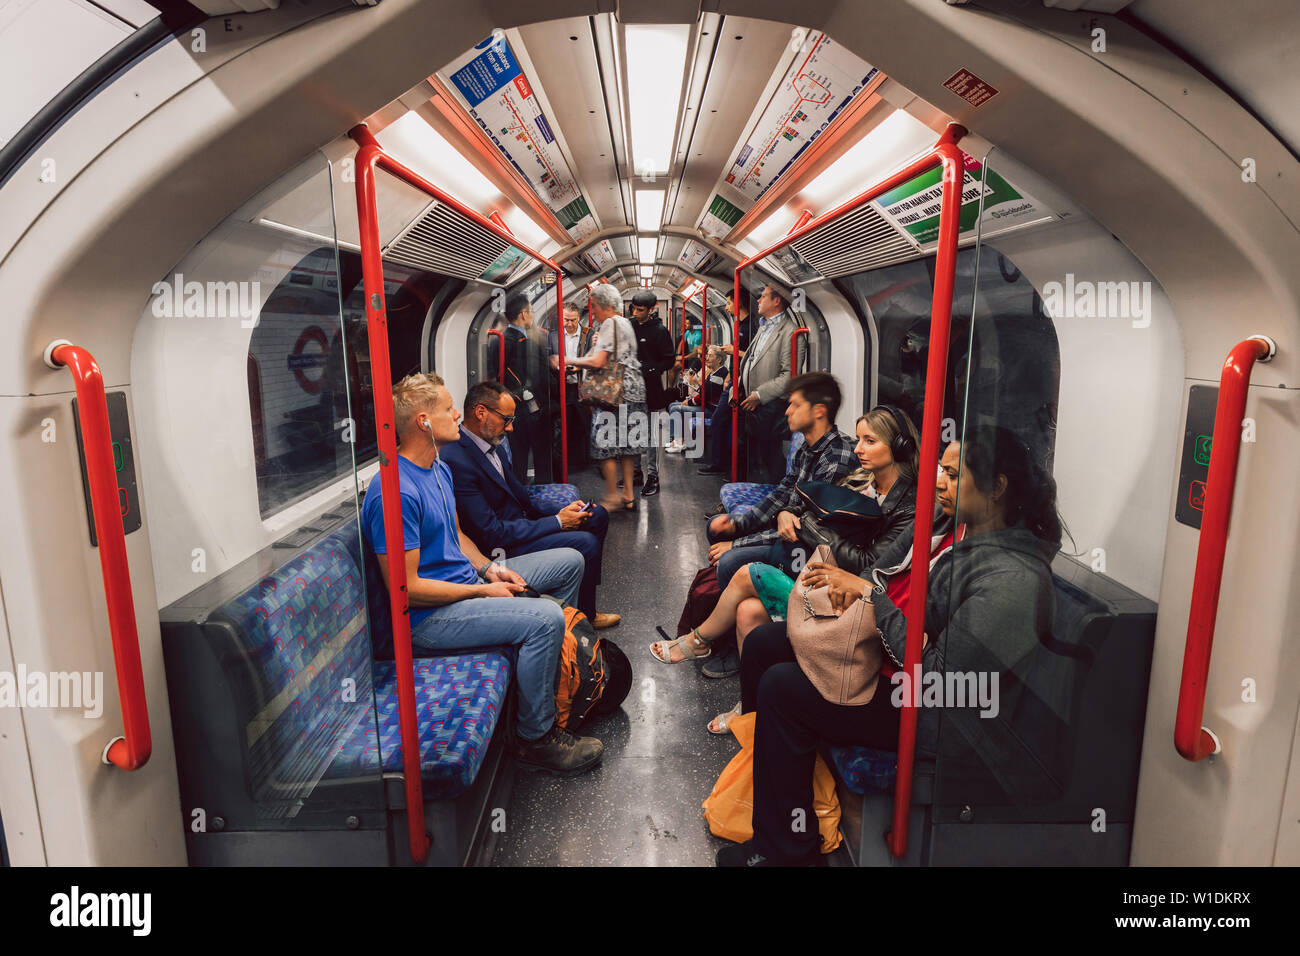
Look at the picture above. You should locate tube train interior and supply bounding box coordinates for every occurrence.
[1,0,1297,870]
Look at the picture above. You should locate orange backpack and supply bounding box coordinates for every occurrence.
[554,604,632,730]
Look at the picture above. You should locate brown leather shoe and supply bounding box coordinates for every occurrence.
[591,612,621,629]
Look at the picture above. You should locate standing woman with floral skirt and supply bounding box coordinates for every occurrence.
[566,283,647,510]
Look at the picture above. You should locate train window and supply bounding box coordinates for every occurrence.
[248,248,457,516]
[834,246,1059,467]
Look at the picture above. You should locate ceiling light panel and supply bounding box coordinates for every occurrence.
[625,23,689,178]
[634,188,666,232]
[638,237,658,264]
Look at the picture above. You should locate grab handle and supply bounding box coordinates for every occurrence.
[44,340,152,771]
[1174,335,1276,760]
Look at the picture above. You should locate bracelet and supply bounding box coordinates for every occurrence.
[478,561,496,577]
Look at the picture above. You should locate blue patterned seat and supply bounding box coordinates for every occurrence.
[207,528,512,808]
[327,653,511,799]
[828,745,899,796]
[527,482,581,512]
[719,432,804,513]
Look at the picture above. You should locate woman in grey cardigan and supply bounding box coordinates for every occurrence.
[717,427,1063,866]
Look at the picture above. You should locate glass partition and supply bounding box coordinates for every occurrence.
[155,153,391,854]
[928,150,1079,820]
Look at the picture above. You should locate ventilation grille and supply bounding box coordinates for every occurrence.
[776,202,919,282]
[384,202,529,285]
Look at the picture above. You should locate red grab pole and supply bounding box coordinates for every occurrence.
[733,124,967,858]
[45,342,151,771]
[350,124,566,862]
[1175,335,1276,761]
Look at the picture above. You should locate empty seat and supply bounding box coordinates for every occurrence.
[719,432,803,513]
[161,513,515,865]
[527,482,581,513]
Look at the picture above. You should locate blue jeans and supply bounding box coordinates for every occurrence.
[410,548,583,740]
[506,505,609,619]
[666,402,701,441]
[707,519,780,590]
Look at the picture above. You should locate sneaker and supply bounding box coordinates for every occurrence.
[516,723,603,776]
[664,440,684,454]
[641,475,659,496]
[702,646,741,679]
[716,839,822,867]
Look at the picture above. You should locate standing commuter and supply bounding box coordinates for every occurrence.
[360,372,602,775]
[628,290,675,497]
[699,286,752,476]
[566,283,647,510]
[489,293,552,485]
[549,302,593,470]
[735,282,807,483]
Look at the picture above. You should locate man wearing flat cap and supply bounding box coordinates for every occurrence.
[628,290,675,497]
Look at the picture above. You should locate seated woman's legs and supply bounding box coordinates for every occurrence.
[750,663,899,862]
[652,563,762,663]
[739,622,797,714]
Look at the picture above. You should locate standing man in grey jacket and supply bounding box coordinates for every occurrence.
[736,282,808,482]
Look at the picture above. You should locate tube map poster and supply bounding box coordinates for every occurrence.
[443,34,599,246]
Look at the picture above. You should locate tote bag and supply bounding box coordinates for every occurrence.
[579,317,626,410]
[702,711,842,853]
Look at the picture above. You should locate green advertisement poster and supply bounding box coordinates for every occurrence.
[874,157,1048,246]
[481,246,529,283]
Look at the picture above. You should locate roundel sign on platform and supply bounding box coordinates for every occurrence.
[288,326,330,394]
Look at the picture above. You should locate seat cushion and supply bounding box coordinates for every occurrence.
[720,482,773,513]
[829,745,898,796]
[527,483,581,512]
[327,652,512,800]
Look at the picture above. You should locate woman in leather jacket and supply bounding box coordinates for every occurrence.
[794,405,920,576]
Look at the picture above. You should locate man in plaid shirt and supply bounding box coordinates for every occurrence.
[706,372,857,589]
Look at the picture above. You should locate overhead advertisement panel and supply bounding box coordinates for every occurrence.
[443,34,599,242]
[678,239,712,272]
[716,31,877,208]
[586,239,616,272]
[874,151,1054,247]
[699,193,745,240]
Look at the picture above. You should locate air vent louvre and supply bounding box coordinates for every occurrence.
[384,203,521,283]
[783,202,919,280]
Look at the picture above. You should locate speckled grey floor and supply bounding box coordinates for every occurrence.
[489,450,747,866]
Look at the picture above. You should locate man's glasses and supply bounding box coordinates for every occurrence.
[478,404,516,427]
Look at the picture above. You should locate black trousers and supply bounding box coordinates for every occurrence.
[741,622,901,862]
[507,407,552,484]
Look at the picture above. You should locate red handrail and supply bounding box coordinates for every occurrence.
[486,328,505,382]
[350,124,565,862]
[45,341,151,771]
[733,124,967,858]
[790,326,808,377]
[1175,335,1276,761]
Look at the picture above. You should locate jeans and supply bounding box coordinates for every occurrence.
[706,519,777,590]
[506,505,609,619]
[410,548,583,740]
[666,401,701,442]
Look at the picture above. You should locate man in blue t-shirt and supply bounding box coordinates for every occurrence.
[361,372,603,775]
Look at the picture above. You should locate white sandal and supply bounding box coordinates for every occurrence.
[649,628,712,663]
[708,702,742,735]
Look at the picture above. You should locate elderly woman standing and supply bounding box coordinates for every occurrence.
[565,283,647,511]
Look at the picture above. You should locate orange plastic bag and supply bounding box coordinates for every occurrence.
[702,711,842,854]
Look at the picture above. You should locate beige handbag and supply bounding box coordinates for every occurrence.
[786,545,883,706]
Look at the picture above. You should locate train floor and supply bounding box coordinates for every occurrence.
[487,446,853,866]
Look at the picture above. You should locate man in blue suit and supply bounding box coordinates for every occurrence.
[442,380,621,629]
